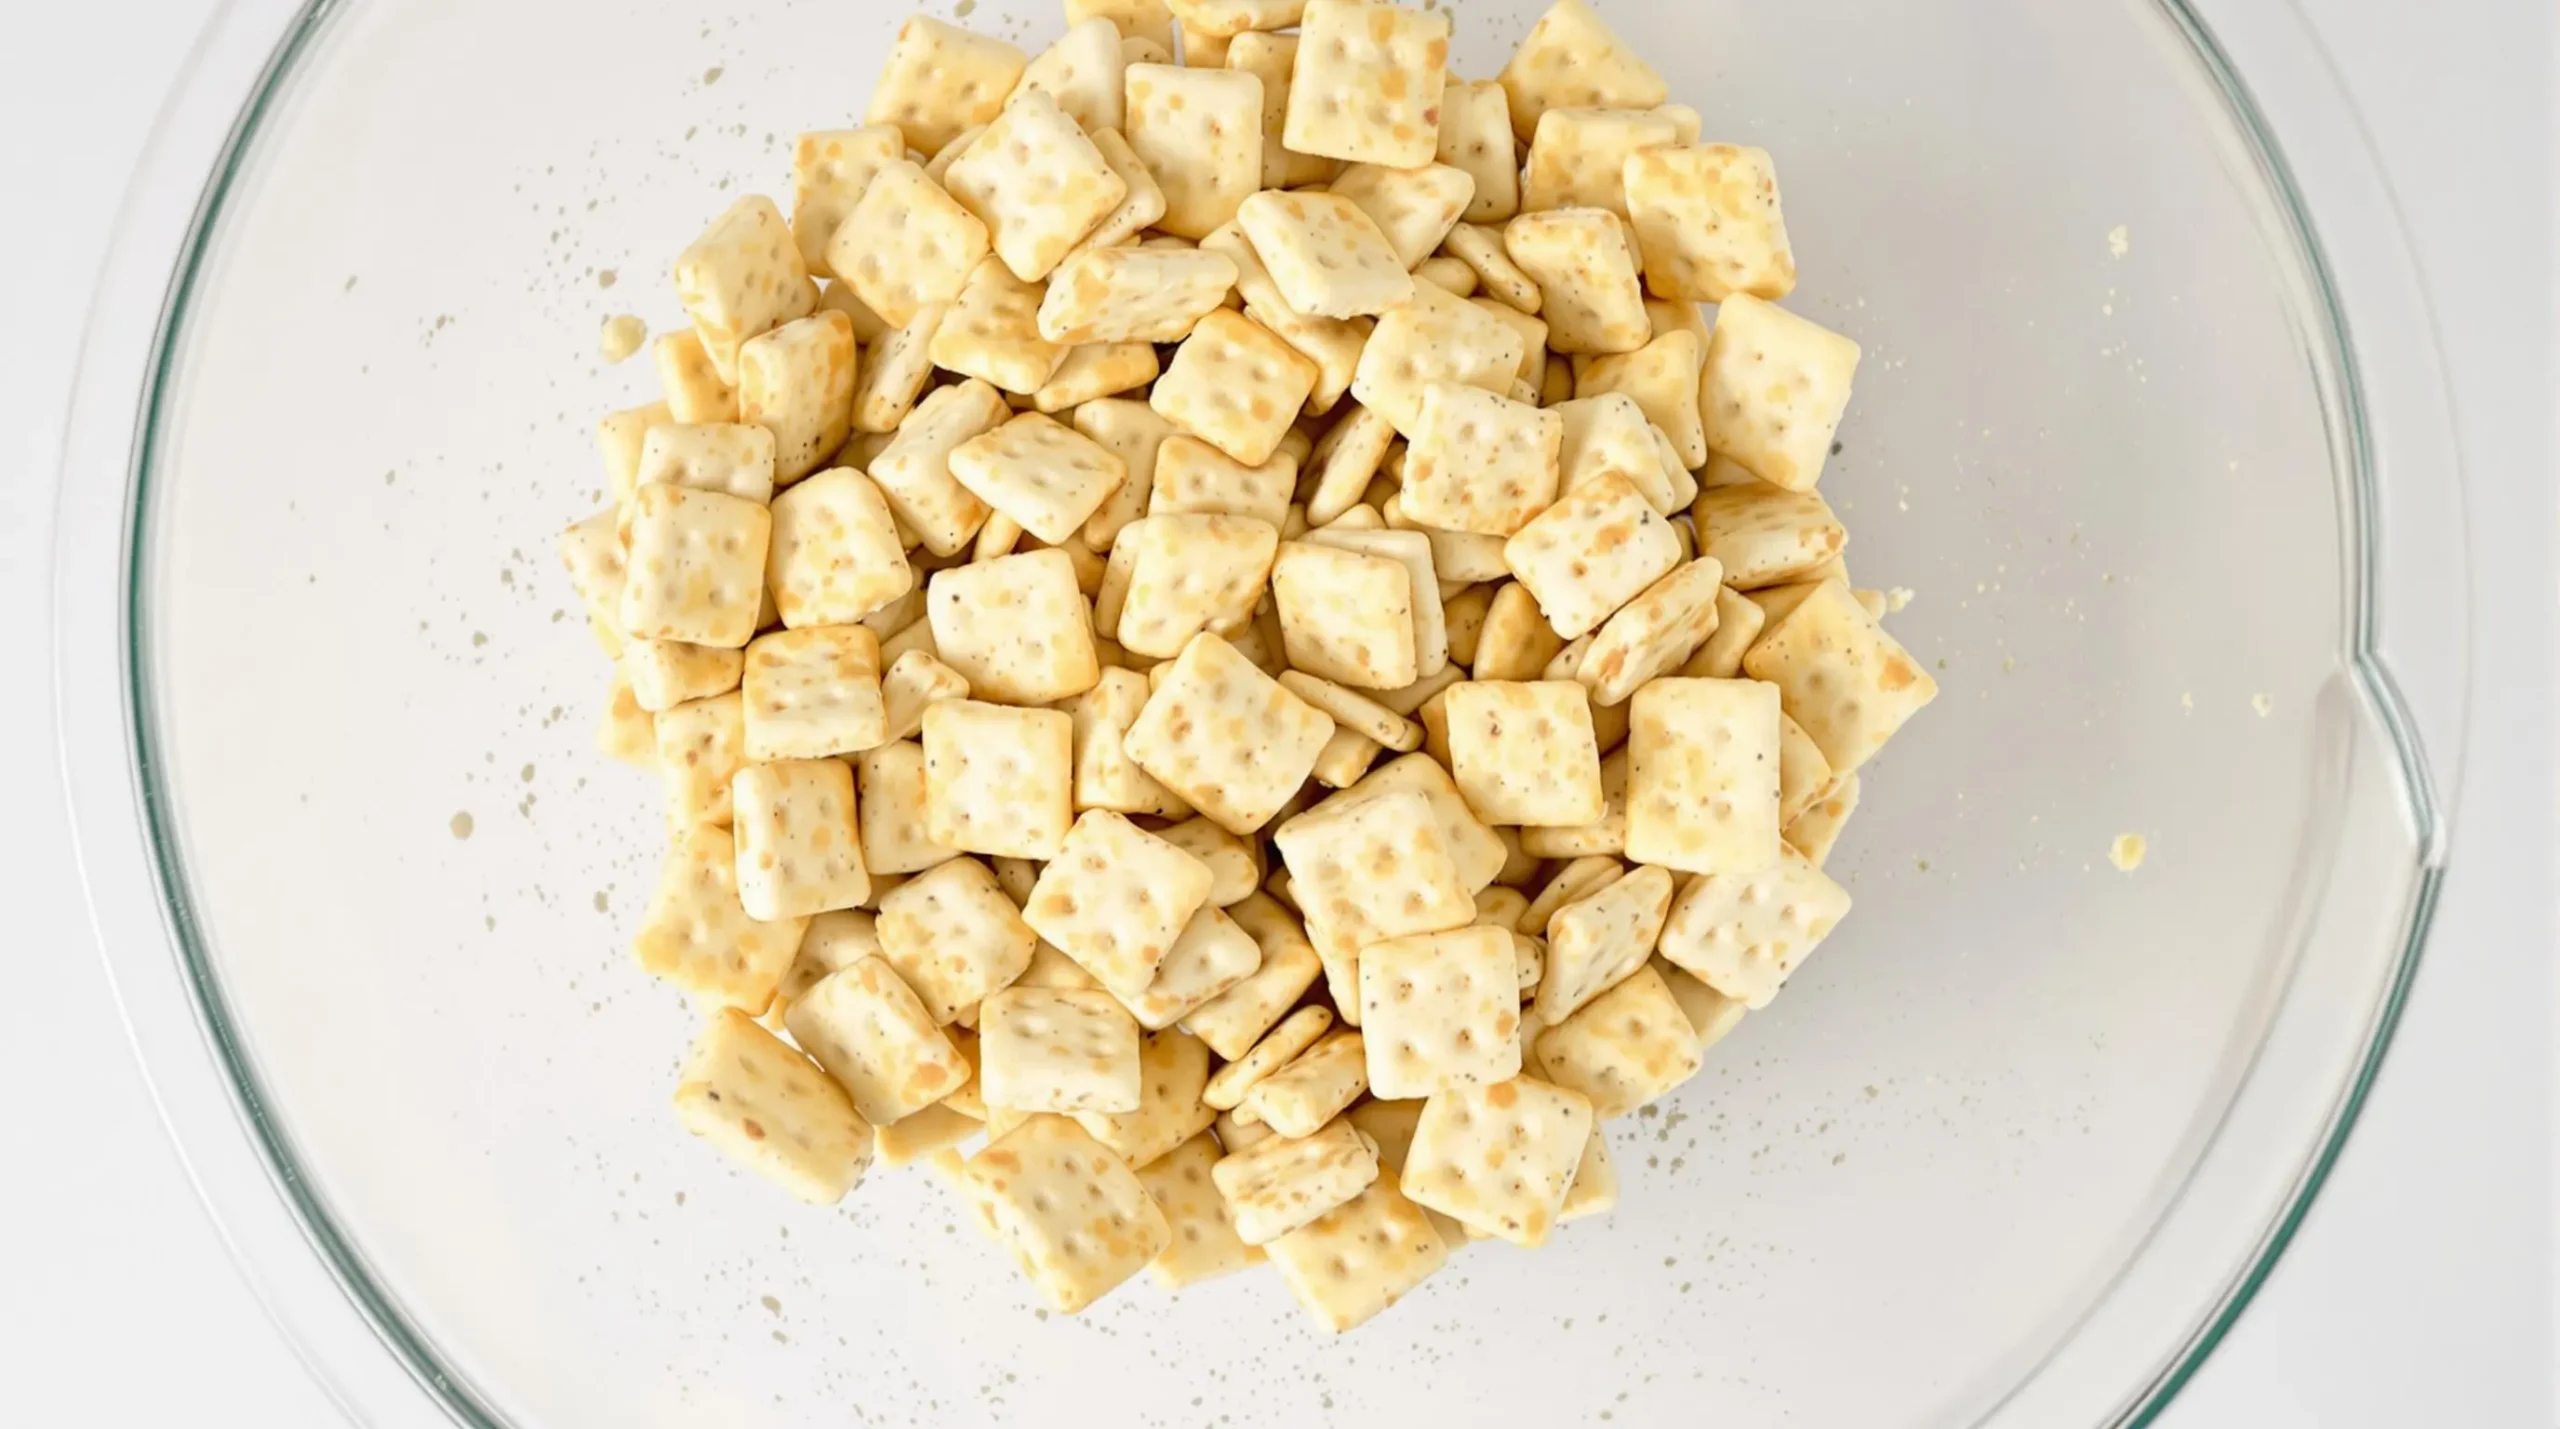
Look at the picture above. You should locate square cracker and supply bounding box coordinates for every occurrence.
[675,1008,873,1204]
[1273,786,1474,1009]
[1197,223,1374,417]
[1350,281,1527,437]
[1283,0,1451,168]
[1168,0,1305,38]
[1502,470,1683,639]
[597,400,673,501]
[1555,392,1683,515]
[635,420,778,504]
[1302,405,1397,525]
[1123,631,1336,834]
[977,987,1143,1115]
[1302,526,1448,679]
[673,195,817,383]
[1149,434,1297,526]
[1578,556,1725,706]
[618,483,771,649]
[1692,481,1847,590]
[1277,671,1424,751]
[942,89,1129,283]
[1496,0,1667,139]
[1577,328,1706,467]
[1658,844,1851,1008]
[1442,680,1607,826]
[1038,246,1239,344]
[1342,751,1508,891]
[849,301,947,435]
[1117,513,1281,659]
[930,259,1070,395]
[1328,161,1475,271]
[1063,667,1192,817]
[1182,893,1323,1058]
[1358,924,1523,1098]
[1033,341,1159,414]
[742,624,887,761]
[622,639,738,715]
[1073,1027,1218,1167]
[926,547,1101,705]
[767,467,913,628]
[784,957,970,1125]
[1070,0,1179,51]
[874,1103,983,1166]
[1700,294,1861,491]
[636,825,807,1013]
[827,160,992,329]
[1265,1176,1449,1332]
[1503,208,1650,355]
[1074,398,1179,548]
[769,909,881,1026]
[1227,31,1333,189]
[1203,1004,1334,1110]
[790,125,906,279]
[1122,64,1263,238]
[1534,862,1673,1024]
[1532,961,1701,1118]
[876,855,1039,1022]
[948,412,1129,546]
[655,328,738,424]
[1312,724,1384,789]
[1521,106,1677,217]
[1210,1114,1379,1244]
[1064,127,1171,263]
[1740,578,1935,772]
[731,758,873,920]
[880,648,970,742]
[557,506,628,655]
[855,739,960,875]
[1625,676,1782,875]
[1015,17,1129,136]
[1124,904,1264,1030]
[922,699,1075,860]
[1399,381,1563,536]
[1135,1132,1264,1288]
[737,311,858,485]
[1624,143,1798,303]
[966,1113,1170,1312]
[866,16,1027,155]
[1023,810,1217,1002]
[1519,746,1627,858]
[1472,581,1566,682]
[655,692,746,832]
[1237,190,1414,319]
[1777,711,1835,827]
[1414,254,1477,296]
[1784,770,1860,868]
[1447,223,1543,315]
[1400,1075,1593,1246]
[1154,816,1263,905]
[1244,1028,1370,1138]
[869,378,1008,557]
[1436,80,1521,223]
[1151,309,1318,466]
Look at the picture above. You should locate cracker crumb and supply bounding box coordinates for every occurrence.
[2107,225,2130,259]
[2251,693,2273,718]
[599,313,647,363]
[450,811,475,839]
[1885,586,1915,613]
[2108,833,2146,872]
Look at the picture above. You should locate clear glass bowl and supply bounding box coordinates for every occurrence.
[52,0,2470,1425]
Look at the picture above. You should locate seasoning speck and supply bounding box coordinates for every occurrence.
[2108,832,2146,872]
[599,313,647,363]
[450,811,475,839]
[703,65,725,85]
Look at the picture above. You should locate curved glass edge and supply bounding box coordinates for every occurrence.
[77,2,2459,1429]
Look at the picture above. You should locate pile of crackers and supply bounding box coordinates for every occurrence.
[558,0,1937,1334]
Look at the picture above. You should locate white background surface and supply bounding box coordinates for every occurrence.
[1,2,2548,1424]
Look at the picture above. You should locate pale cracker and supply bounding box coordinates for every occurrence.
[1501,469,1683,639]
[766,467,913,628]
[1243,1029,1370,1138]
[1063,666,1192,817]
[1623,676,1781,875]
[1227,31,1332,189]
[1023,810,1217,1002]
[1359,924,1523,1098]
[875,854,1039,1022]
[1520,105,1677,216]
[1386,498,1512,584]
[1037,246,1239,344]
[1136,1132,1265,1287]
[1397,381,1563,536]
[1435,79,1521,222]
[1577,328,1706,467]
[1202,1004,1334,1109]
[1444,222,1541,314]
[1532,961,1700,1118]
[1328,161,1475,270]
[875,1103,983,1166]
[1776,711,1835,827]
[1441,680,1607,826]
[618,483,770,649]
[785,957,969,1124]
[1122,631,1337,833]
[1350,280,1528,437]
[948,412,1129,546]
[1475,885,1532,932]
[1302,404,1398,525]
[1302,525,1448,678]
[942,90,1129,284]
[926,547,1102,704]
[1069,0,1178,51]
[1237,190,1415,319]
[1680,585,1765,679]
[922,699,1075,860]
[1577,556,1725,706]
[1181,893,1322,1058]
[1277,670,1424,751]
[737,311,858,484]
[741,625,887,761]
[1740,578,1936,772]
[975,983,1143,1115]
[1064,127,1172,263]
[1400,1075,1593,1246]
[850,301,948,435]
[1177,16,1230,66]
[868,377,1006,555]
[770,909,883,1028]
[1210,1113,1379,1244]
[1148,434,1297,526]
[1783,770,1860,868]
[1032,341,1159,413]
[989,855,1043,909]
[1122,63,1263,237]
[1649,954,1749,1056]
[1503,208,1650,355]
[1264,1175,1449,1332]
[634,421,779,503]
[1154,816,1263,905]
[675,1008,872,1203]
[966,1113,1169,1312]
[623,639,740,715]
[730,758,872,920]
[655,328,738,424]
[855,740,960,875]
[1283,0,1451,168]
[1197,221,1373,415]
[1657,845,1851,1008]
[655,691,746,832]
[1215,1106,1275,1154]
[879,648,970,742]
[1559,1119,1617,1221]
[1519,746,1627,858]
[673,195,817,382]
[930,259,1070,394]
[1072,1026,1217,1167]
[1691,481,1848,589]
[634,822,807,1013]
[1553,391,1680,513]
[1273,786,1474,1011]
[1534,862,1673,1023]
[596,400,672,502]
[1116,513,1281,659]
[817,276,894,345]
[1072,397,1182,547]
[866,16,1027,154]
[1520,854,1623,937]
[1700,293,1860,490]
[826,159,991,329]
[1311,725,1384,788]
[1151,308,1319,466]
[1412,255,1477,297]
[1168,0,1304,37]
[1124,904,1264,1030]
[1624,143,1798,303]
[1014,17,1129,135]
[1341,750,1508,890]
[596,664,658,767]
[1497,0,1666,143]
[1016,941,1102,995]
[1471,581,1565,682]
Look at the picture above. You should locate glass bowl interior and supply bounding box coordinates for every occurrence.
[120,0,2447,1424]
